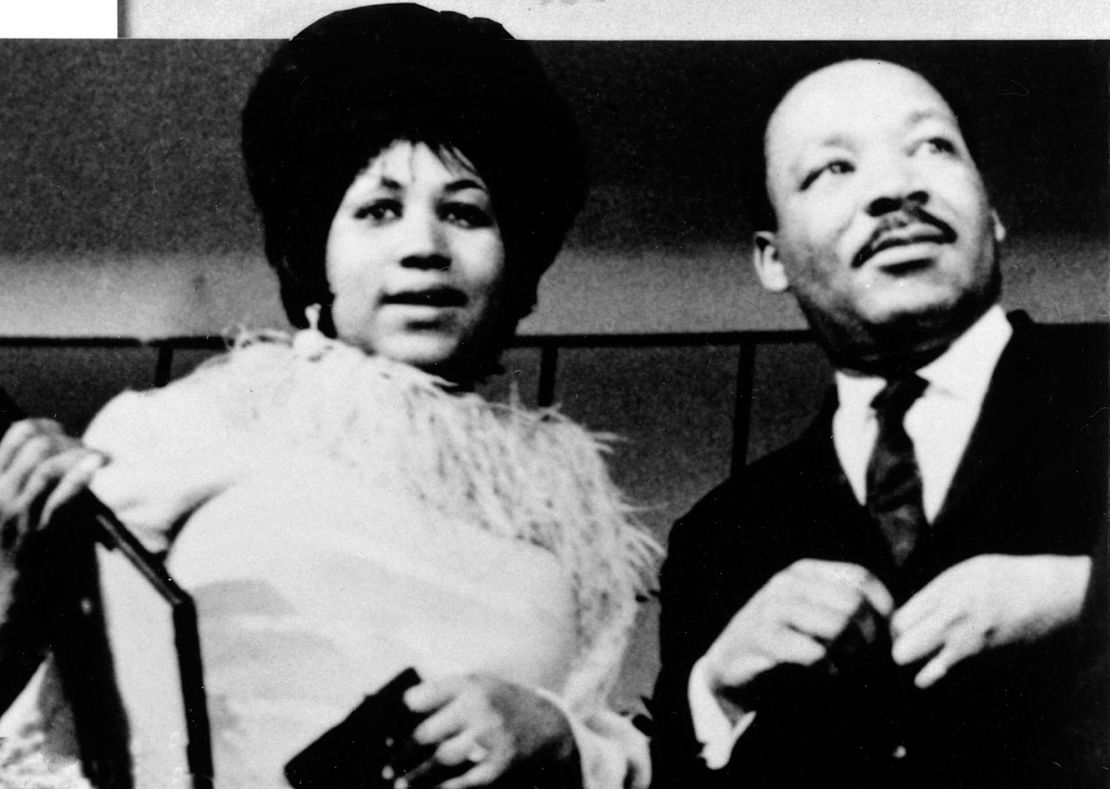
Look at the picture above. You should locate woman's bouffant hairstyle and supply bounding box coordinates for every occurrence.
[241,3,588,342]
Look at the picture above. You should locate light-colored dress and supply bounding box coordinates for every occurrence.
[0,328,657,788]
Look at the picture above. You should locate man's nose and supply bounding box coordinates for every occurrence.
[865,159,929,217]
[398,211,450,270]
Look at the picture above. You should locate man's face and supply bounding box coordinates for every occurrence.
[755,60,1005,363]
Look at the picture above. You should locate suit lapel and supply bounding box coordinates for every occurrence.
[932,313,1056,532]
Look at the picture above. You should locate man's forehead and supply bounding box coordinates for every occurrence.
[766,60,959,156]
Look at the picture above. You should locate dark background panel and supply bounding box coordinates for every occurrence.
[0,345,161,430]
[0,40,1105,255]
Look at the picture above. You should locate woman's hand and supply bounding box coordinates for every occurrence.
[0,418,106,560]
[389,673,579,789]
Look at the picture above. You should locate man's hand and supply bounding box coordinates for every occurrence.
[391,673,578,788]
[0,418,105,560]
[702,559,894,721]
[892,554,1092,689]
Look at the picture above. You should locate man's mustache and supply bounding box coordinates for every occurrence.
[853,210,957,269]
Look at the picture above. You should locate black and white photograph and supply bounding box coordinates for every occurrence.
[0,2,1105,786]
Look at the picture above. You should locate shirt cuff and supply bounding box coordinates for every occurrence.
[687,655,756,769]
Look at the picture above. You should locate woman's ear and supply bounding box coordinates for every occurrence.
[753,231,790,293]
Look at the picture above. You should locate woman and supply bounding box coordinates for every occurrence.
[0,5,656,787]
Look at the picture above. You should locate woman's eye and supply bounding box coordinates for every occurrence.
[801,159,853,190]
[442,202,493,229]
[917,137,958,156]
[354,201,401,222]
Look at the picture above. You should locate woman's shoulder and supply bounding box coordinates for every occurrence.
[82,335,284,443]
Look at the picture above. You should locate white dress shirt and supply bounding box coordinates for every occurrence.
[689,305,1013,768]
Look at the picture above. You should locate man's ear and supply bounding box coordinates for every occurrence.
[753,231,790,293]
[990,210,1007,244]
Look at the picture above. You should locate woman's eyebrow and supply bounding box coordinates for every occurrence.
[444,178,487,194]
[374,176,403,191]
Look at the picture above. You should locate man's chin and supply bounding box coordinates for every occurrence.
[812,298,990,375]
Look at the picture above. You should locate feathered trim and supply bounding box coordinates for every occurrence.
[0,732,92,788]
[191,327,660,709]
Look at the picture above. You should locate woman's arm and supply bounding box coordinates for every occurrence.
[0,418,106,712]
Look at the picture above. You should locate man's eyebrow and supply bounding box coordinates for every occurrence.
[806,133,855,150]
[905,108,958,127]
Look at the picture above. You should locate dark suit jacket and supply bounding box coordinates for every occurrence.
[650,314,1108,788]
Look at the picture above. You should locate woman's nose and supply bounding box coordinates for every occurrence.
[397,211,450,270]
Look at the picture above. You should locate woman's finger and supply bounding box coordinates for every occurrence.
[41,450,106,525]
[392,737,477,789]
[8,446,85,529]
[405,677,464,714]
[3,433,61,501]
[0,420,59,473]
[439,759,504,789]
[411,702,467,746]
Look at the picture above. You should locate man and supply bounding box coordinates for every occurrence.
[650,59,1107,787]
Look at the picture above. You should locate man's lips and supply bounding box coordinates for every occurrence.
[854,220,957,269]
[381,287,468,308]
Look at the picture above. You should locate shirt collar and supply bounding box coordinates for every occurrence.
[835,304,1012,412]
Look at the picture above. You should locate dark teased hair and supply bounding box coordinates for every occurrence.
[241,3,588,345]
[739,46,986,232]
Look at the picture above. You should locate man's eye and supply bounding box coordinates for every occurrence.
[801,160,853,190]
[354,201,401,222]
[442,203,493,228]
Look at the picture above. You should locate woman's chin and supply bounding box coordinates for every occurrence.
[370,332,466,373]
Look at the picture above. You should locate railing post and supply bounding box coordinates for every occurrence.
[154,343,174,388]
[731,338,757,475]
[537,343,559,408]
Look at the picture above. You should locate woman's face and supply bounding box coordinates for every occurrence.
[326,140,507,377]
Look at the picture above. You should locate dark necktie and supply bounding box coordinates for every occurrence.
[865,375,928,566]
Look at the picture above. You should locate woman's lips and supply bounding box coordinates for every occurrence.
[381,287,467,308]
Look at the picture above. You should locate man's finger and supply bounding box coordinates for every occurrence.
[789,560,894,617]
[891,603,961,666]
[765,625,828,667]
[857,575,895,619]
[913,635,968,689]
[891,576,948,638]
[915,618,987,688]
[778,599,855,642]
